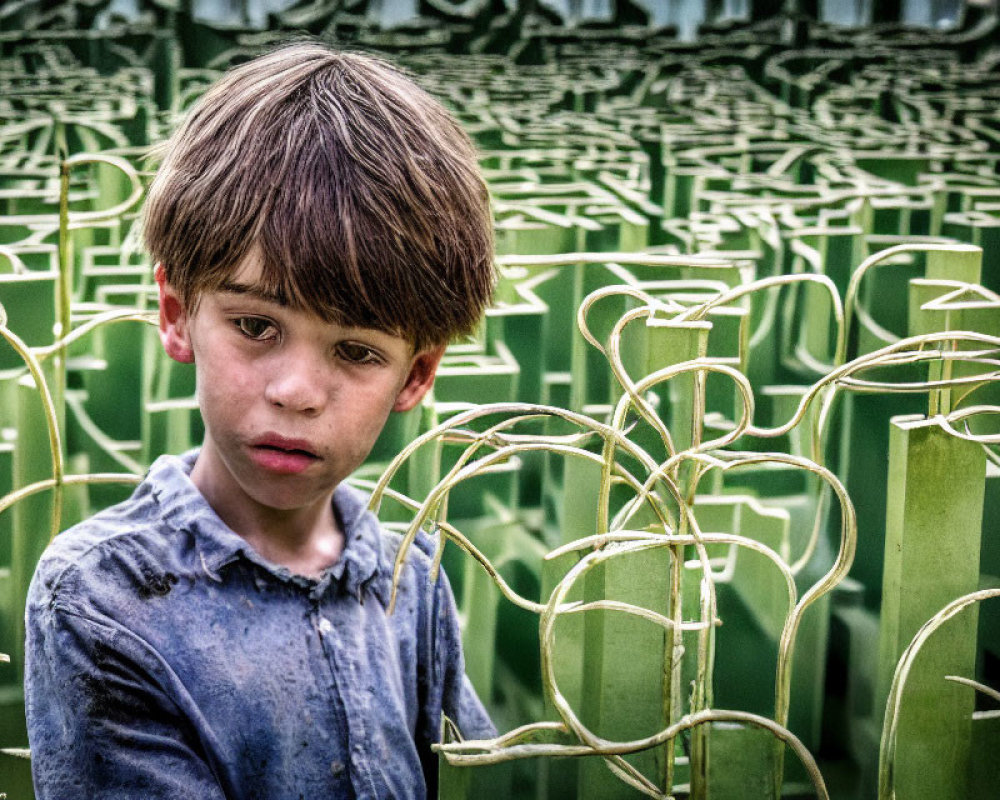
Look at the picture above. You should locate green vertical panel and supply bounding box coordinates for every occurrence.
[541,456,602,800]
[437,752,474,800]
[786,594,831,753]
[761,386,810,460]
[855,154,928,188]
[437,733,512,800]
[876,416,985,800]
[0,440,12,570]
[579,546,673,799]
[833,603,883,785]
[485,277,548,406]
[10,372,57,682]
[728,498,789,641]
[432,344,519,406]
[0,273,57,371]
[907,278,1000,422]
[143,398,202,464]
[688,496,740,585]
[484,282,548,508]
[460,520,507,702]
[540,548,584,800]
[0,727,32,800]
[795,274,839,374]
[566,319,708,798]
[0,436,15,768]
[839,389,925,608]
[532,266,577,376]
[644,319,711,454]
[540,372,573,533]
[84,315,145,441]
[705,723,776,799]
[692,497,789,796]
[568,261,601,414]
[968,647,1000,800]
[909,282,1000,340]
[941,213,1000,294]
[404,404,440,502]
[559,456,602,548]
[617,208,649,252]
[369,403,423,469]
[701,306,746,424]
[682,495,787,800]
[924,246,981,285]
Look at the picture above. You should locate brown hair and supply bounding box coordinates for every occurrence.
[143,42,494,350]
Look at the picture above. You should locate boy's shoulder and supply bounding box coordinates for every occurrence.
[27,457,193,614]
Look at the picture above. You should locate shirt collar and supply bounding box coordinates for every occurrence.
[148,449,386,602]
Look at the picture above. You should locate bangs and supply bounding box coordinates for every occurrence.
[144,45,494,352]
[249,104,486,349]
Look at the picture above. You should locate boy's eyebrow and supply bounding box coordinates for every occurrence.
[217,280,288,306]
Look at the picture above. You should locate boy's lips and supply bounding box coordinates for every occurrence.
[248,435,321,474]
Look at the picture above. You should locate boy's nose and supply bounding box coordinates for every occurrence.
[264,359,327,415]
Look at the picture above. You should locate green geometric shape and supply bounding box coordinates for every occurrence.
[876,415,986,800]
[578,544,674,799]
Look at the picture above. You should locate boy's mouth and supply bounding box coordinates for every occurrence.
[249,435,321,473]
[252,435,319,457]
[257,444,317,457]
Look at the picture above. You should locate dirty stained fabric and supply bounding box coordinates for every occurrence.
[25,450,494,799]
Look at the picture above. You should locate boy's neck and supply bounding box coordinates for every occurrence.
[189,448,345,580]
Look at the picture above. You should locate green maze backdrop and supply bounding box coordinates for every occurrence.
[1,2,999,799]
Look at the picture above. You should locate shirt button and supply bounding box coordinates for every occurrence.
[330,759,345,776]
[318,618,333,634]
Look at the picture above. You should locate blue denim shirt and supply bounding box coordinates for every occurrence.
[25,451,493,799]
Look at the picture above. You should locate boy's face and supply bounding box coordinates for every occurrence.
[156,256,445,519]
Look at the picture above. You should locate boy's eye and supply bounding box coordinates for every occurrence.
[336,342,382,365]
[234,317,276,340]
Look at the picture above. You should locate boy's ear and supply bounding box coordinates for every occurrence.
[155,264,195,364]
[393,345,447,412]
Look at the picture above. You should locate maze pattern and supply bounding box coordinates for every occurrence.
[1,3,999,798]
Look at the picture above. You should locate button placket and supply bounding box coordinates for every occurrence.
[317,600,379,798]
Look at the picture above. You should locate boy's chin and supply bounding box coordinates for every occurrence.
[245,486,337,515]
[231,466,340,513]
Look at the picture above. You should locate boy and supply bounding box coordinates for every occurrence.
[24,42,495,799]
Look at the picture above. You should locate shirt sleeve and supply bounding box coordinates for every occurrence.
[25,597,228,800]
[416,566,496,793]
